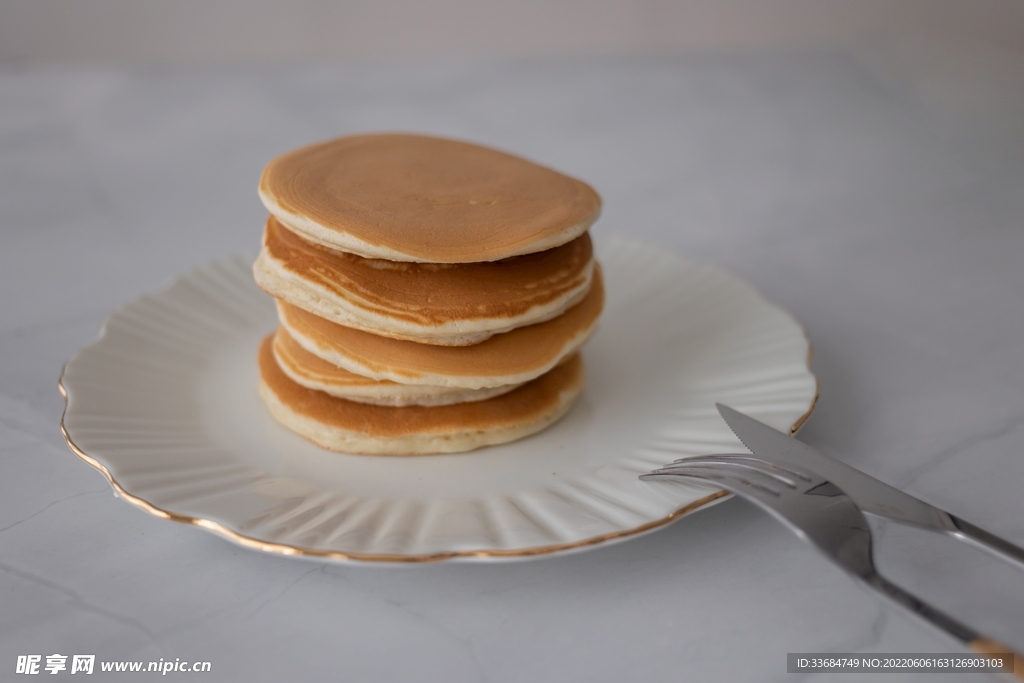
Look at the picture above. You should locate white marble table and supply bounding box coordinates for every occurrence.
[2,54,1023,681]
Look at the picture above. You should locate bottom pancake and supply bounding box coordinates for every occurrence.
[257,335,584,455]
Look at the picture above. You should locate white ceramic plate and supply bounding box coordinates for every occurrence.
[60,238,816,563]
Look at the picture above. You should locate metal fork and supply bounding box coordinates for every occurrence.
[642,455,1024,679]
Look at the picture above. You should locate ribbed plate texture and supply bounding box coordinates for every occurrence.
[61,238,817,561]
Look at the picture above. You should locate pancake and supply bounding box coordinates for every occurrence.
[254,216,595,345]
[258,133,602,263]
[272,327,523,407]
[258,335,585,455]
[277,264,604,389]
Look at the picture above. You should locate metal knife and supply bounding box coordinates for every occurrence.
[716,403,1024,570]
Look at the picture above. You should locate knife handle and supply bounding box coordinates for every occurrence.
[951,516,1024,572]
[969,637,1024,682]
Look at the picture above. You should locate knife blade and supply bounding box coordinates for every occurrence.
[716,403,1024,569]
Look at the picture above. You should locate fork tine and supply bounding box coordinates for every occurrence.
[642,461,788,501]
[652,455,813,490]
[653,461,799,489]
[671,454,814,483]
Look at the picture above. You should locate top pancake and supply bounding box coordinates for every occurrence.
[258,133,602,263]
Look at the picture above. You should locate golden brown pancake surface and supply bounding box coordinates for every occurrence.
[277,264,604,389]
[258,215,594,336]
[259,133,602,263]
[257,335,585,455]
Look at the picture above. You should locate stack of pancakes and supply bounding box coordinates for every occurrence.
[253,134,604,455]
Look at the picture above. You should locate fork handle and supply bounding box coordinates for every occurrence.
[971,638,1024,682]
[867,573,1024,681]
